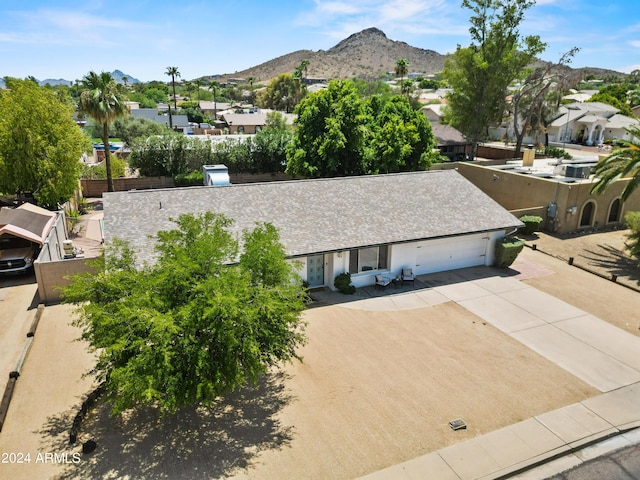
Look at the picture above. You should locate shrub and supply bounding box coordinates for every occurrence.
[624,211,640,266]
[519,215,544,235]
[334,272,356,294]
[80,157,127,179]
[494,236,525,268]
[544,146,572,159]
[66,209,83,236]
[175,171,204,187]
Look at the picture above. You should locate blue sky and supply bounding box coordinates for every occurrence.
[1,0,638,82]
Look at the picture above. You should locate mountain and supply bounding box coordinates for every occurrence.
[109,70,141,84]
[217,27,447,83]
[213,27,629,85]
[39,78,73,87]
[0,70,140,88]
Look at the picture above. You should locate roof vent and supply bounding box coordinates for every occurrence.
[203,164,230,187]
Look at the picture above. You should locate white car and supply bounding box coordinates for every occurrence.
[0,235,39,274]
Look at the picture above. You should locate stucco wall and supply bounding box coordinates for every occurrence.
[34,257,95,304]
[456,162,640,234]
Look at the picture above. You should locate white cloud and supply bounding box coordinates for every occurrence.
[3,8,147,47]
[315,1,361,15]
[297,0,463,40]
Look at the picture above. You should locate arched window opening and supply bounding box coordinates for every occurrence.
[580,201,595,228]
[608,198,621,223]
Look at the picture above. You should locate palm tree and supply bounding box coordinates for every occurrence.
[591,126,640,201]
[184,81,194,101]
[209,80,220,119]
[80,71,128,192]
[395,58,409,84]
[165,66,180,110]
[194,78,203,103]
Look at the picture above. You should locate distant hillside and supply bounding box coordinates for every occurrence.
[109,70,141,85]
[0,70,140,88]
[216,28,447,83]
[211,27,628,85]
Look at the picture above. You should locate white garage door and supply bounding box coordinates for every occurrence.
[415,234,489,275]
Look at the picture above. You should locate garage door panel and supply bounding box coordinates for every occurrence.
[415,235,488,275]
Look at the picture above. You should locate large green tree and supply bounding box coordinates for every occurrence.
[443,0,546,160]
[256,73,301,113]
[0,78,90,207]
[286,81,438,177]
[590,125,640,201]
[63,212,307,414]
[112,116,171,148]
[367,95,437,173]
[286,80,370,177]
[80,71,128,192]
[588,90,635,118]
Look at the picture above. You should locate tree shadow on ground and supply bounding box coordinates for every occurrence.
[579,244,640,286]
[39,371,294,480]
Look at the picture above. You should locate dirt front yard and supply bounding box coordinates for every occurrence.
[7,297,596,480]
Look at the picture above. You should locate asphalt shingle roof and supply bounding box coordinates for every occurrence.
[103,170,522,266]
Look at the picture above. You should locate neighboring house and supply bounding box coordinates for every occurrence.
[130,108,189,129]
[218,108,295,134]
[417,89,449,105]
[547,102,639,146]
[219,111,268,134]
[307,83,328,93]
[420,104,471,160]
[199,101,232,117]
[455,156,640,234]
[421,103,446,123]
[302,77,327,85]
[103,171,523,289]
[431,123,470,160]
[563,90,598,103]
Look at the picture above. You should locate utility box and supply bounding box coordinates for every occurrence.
[522,145,535,167]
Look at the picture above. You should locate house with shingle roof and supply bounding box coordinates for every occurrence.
[103,171,522,289]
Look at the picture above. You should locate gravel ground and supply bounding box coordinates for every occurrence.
[522,228,640,292]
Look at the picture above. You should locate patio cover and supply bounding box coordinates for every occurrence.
[0,203,57,245]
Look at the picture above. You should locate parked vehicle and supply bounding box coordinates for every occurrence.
[0,235,40,274]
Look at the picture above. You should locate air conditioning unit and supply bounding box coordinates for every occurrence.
[565,165,591,179]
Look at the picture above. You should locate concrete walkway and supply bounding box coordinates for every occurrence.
[322,266,640,480]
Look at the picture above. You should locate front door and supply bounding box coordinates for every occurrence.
[307,255,325,287]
